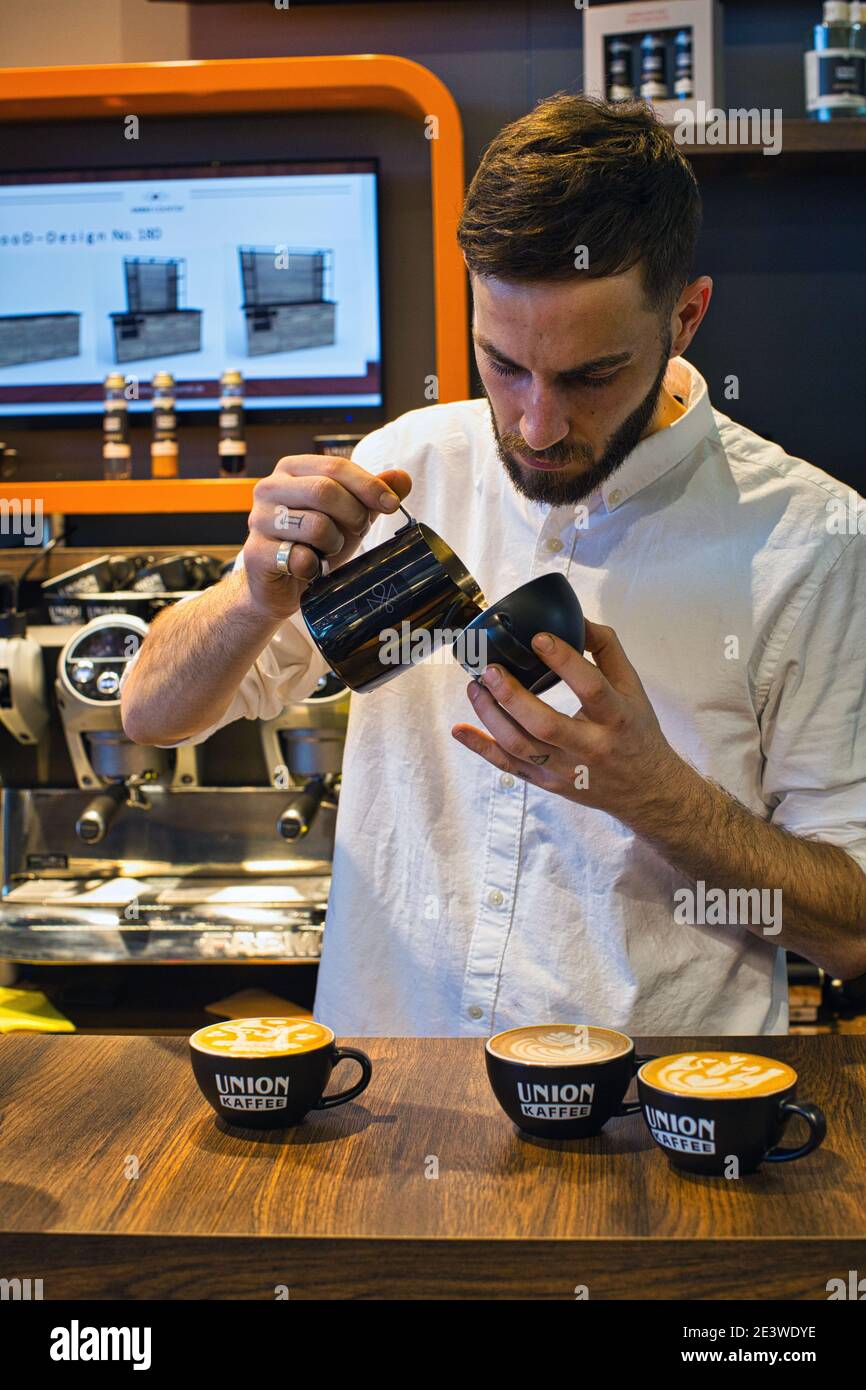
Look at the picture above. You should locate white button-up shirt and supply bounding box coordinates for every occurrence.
[168,358,866,1036]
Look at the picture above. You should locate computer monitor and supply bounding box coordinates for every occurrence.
[0,158,382,421]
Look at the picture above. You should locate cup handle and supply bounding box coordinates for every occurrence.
[482,615,538,672]
[617,1054,657,1117]
[316,1046,373,1109]
[764,1100,827,1163]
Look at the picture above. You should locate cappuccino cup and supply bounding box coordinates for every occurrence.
[189,1016,372,1131]
[453,572,585,695]
[486,1023,653,1139]
[637,1051,827,1176]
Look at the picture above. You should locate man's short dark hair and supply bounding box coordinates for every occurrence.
[457,93,702,314]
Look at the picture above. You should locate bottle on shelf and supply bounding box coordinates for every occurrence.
[851,1,866,107]
[805,2,866,120]
[218,369,247,477]
[102,373,132,481]
[607,37,635,103]
[674,29,695,102]
[640,33,669,102]
[150,371,178,479]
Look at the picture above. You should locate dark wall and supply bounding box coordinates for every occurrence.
[187,0,823,161]
[1,0,862,556]
[187,0,866,489]
[691,167,864,482]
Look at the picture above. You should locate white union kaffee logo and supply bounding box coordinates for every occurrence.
[516,1081,595,1119]
[215,1074,291,1112]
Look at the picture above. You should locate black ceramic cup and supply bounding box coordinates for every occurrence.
[189,1016,372,1131]
[485,1023,653,1140]
[452,572,585,694]
[637,1051,827,1176]
[300,510,486,692]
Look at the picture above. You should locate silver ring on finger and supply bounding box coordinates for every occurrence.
[275,540,295,575]
[275,539,324,582]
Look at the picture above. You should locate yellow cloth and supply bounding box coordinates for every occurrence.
[0,987,75,1033]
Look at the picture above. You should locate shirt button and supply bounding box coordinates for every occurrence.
[499,773,515,789]
[487,888,504,908]
[545,537,564,553]
[468,1005,484,1021]
[607,488,623,507]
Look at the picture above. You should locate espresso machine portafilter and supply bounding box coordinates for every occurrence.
[0,572,49,747]
[260,672,349,841]
[55,613,197,843]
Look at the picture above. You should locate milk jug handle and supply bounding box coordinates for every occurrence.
[303,505,416,588]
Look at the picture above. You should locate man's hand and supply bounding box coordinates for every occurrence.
[453,617,866,978]
[243,454,413,623]
[451,619,687,824]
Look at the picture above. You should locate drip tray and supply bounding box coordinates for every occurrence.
[0,876,329,963]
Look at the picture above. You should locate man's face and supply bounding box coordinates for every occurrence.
[473,266,673,506]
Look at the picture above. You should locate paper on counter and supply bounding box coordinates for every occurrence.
[203,987,313,1020]
[0,987,75,1034]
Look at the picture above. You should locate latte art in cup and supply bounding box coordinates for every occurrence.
[189,1015,373,1131]
[190,1017,333,1058]
[639,1052,798,1098]
[487,1024,632,1065]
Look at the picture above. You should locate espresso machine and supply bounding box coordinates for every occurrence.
[0,571,348,965]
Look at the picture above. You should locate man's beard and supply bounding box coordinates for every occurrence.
[487,340,672,507]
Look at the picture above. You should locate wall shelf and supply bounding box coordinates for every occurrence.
[666,118,866,160]
[1,479,256,514]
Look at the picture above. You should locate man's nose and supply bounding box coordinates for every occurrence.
[519,385,569,453]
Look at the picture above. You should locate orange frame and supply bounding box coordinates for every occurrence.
[0,55,469,514]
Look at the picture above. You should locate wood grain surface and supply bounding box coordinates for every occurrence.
[0,1032,863,1299]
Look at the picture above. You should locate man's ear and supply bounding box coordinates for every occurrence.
[670,276,713,356]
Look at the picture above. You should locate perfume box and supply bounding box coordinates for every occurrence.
[583,1,725,123]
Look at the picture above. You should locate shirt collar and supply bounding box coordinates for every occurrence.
[599,357,715,514]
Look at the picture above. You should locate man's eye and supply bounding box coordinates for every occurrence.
[487,358,519,378]
[485,358,620,387]
[578,374,619,390]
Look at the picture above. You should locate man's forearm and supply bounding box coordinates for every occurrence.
[121,570,283,745]
[626,754,866,979]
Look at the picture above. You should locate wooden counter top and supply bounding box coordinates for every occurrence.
[1,1032,863,1299]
